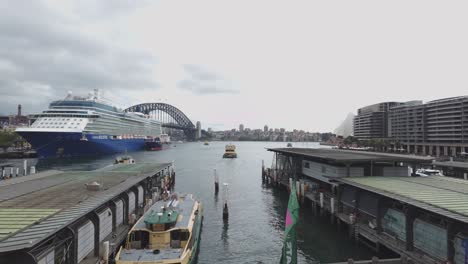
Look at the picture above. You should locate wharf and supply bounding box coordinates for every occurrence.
[432,160,468,180]
[0,162,174,264]
[263,148,468,264]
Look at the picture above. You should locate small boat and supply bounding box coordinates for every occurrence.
[287,142,292,147]
[145,137,163,151]
[114,155,135,164]
[115,194,203,264]
[223,144,237,158]
[415,168,443,177]
[204,141,209,146]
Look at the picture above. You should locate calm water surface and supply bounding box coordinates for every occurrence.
[3,142,376,263]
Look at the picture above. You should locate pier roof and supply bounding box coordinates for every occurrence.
[433,160,468,169]
[267,148,434,164]
[0,162,171,253]
[338,176,468,223]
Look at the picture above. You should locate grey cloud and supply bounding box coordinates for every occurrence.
[0,0,159,114]
[177,64,238,95]
[71,0,152,19]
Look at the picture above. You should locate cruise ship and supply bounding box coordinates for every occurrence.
[16,90,162,158]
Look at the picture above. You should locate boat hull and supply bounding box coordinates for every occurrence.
[223,153,237,158]
[145,141,163,151]
[188,204,203,264]
[16,131,145,158]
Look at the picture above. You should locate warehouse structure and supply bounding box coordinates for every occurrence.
[264,148,467,263]
[0,162,173,264]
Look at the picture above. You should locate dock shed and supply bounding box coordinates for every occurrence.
[0,162,173,264]
[432,160,468,180]
[264,148,468,263]
[338,176,468,264]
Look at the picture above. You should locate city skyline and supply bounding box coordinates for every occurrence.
[1,1,468,132]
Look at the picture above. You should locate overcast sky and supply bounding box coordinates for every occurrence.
[1,0,467,132]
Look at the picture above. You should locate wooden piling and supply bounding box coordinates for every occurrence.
[214,169,219,194]
[223,201,229,221]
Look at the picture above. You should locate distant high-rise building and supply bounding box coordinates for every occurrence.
[239,124,244,132]
[18,104,22,117]
[353,102,402,140]
[196,121,201,139]
[264,125,268,132]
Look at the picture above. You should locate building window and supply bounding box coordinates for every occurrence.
[304,162,310,169]
[322,166,327,174]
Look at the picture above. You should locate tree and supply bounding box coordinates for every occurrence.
[0,131,20,152]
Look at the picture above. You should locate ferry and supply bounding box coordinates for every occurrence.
[16,90,163,158]
[115,194,203,264]
[223,144,237,158]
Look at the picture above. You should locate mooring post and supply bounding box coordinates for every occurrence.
[319,192,324,216]
[261,160,265,181]
[23,160,27,176]
[330,197,335,224]
[214,169,219,194]
[222,183,229,221]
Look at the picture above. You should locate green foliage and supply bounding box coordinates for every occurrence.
[0,131,21,148]
[343,136,360,145]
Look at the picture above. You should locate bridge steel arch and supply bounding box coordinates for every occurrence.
[124,103,196,139]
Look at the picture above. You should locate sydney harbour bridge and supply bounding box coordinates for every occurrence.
[124,103,202,140]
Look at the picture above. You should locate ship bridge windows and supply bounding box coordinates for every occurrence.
[128,230,150,249]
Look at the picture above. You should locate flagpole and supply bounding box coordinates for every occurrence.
[280,156,299,264]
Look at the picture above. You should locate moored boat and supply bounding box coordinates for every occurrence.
[15,89,163,158]
[115,194,203,264]
[145,137,163,151]
[223,144,237,158]
[114,155,135,164]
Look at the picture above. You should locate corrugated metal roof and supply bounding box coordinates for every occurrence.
[0,162,171,253]
[0,209,58,240]
[339,176,468,223]
[267,148,434,163]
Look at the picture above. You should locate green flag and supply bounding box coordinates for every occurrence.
[280,179,299,264]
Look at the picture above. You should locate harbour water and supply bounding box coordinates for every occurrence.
[2,142,377,263]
